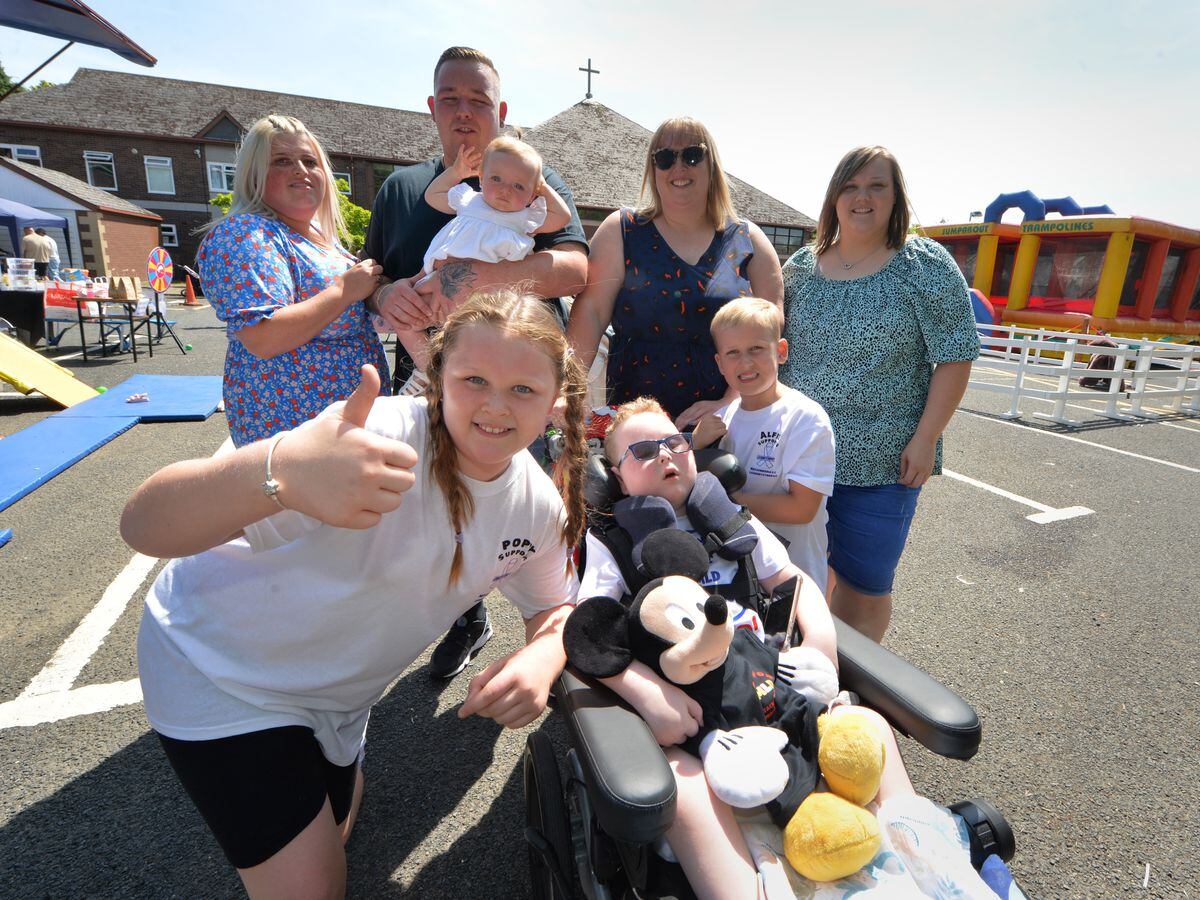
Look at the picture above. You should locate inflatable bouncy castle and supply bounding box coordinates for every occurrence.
[925,192,1200,341]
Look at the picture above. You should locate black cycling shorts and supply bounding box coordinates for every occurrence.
[157,725,358,869]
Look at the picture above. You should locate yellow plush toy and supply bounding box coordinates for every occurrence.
[784,708,887,881]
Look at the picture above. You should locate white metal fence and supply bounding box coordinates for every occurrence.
[969,324,1200,426]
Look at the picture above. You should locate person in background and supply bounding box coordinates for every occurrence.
[35,228,60,281]
[778,146,979,642]
[567,116,783,428]
[197,114,389,448]
[365,45,588,679]
[21,226,52,279]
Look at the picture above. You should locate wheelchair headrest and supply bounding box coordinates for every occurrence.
[584,446,748,514]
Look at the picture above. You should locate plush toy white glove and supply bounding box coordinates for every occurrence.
[775,646,839,705]
[699,726,789,808]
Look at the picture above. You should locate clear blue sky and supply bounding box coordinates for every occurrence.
[3,1,1197,227]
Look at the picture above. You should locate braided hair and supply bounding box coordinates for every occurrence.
[425,288,588,586]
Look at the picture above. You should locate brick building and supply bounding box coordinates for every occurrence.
[0,156,160,276]
[0,68,814,272]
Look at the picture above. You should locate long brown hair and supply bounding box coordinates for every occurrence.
[425,288,588,586]
[636,116,738,230]
[814,145,913,255]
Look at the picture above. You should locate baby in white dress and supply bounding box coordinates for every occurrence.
[388,135,572,393]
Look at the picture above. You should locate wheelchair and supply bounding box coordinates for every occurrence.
[523,448,1017,899]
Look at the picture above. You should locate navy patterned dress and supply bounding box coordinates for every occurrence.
[607,208,755,419]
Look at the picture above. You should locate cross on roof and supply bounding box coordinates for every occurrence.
[579,58,599,99]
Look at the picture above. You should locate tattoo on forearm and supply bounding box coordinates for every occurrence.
[438,262,477,299]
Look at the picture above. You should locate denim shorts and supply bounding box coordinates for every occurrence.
[826,482,922,596]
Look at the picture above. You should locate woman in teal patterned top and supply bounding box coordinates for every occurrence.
[779,146,979,642]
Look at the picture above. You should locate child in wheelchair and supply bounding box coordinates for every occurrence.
[571,397,1005,899]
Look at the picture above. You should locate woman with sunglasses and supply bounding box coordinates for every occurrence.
[568,117,783,428]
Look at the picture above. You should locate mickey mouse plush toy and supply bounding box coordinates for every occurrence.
[564,529,888,882]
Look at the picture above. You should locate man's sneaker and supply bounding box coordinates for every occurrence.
[429,605,494,679]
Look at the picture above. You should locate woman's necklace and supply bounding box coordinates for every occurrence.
[834,242,885,271]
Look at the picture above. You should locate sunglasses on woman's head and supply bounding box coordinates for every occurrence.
[617,432,693,465]
[652,145,707,171]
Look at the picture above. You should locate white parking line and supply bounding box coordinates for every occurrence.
[0,553,154,729]
[943,469,1094,524]
[959,410,1200,473]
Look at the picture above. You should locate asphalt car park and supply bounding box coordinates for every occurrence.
[1,307,1196,897]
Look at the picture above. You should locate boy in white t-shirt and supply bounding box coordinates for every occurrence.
[692,298,836,595]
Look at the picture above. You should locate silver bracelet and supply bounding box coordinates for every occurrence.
[262,432,288,510]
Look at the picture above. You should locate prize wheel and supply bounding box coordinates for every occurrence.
[147,246,173,293]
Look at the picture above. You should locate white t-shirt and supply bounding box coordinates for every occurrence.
[717,388,836,595]
[422,183,548,274]
[138,396,577,765]
[577,514,793,639]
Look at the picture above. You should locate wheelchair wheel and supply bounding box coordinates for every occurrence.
[949,798,1016,868]
[524,732,575,899]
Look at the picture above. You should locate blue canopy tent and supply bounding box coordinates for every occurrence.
[0,198,71,263]
[0,1,155,103]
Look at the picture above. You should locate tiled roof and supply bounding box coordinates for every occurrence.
[0,156,160,220]
[525,100,815,229]
[0,70,814,227]
[0,68,441,162]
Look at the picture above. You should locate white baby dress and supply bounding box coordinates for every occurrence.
[422,183,548,273]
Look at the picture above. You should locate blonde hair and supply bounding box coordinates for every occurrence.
[814,145,913,255]
[426,288,588,586]
[199,115,346,246]
[636,117,738,230]
[710,297,784,343]
[603,396,671,463]
[483,135,543,181]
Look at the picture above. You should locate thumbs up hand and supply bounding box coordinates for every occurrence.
[272,365,418,528]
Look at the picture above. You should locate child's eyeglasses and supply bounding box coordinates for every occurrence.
[617,432,692,465]
[652,145,707,171]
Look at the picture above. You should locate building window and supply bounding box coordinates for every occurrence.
[84,151,118,190]
[144,156,176,194]
[760,225,807,257]
[372,163,400,197]
[207,162,237,192]
[0,144,41,165]
[160,224,179,247]
[332,171,352,195]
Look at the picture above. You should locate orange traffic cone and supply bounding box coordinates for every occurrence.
[184,274,202,307]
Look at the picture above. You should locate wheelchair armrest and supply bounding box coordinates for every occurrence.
[834,618,981,760]
[555,668,676,845]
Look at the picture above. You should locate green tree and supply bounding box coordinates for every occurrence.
[0,60,19,96]
[208,179,369,252]
[335,179,370,253]
[0,59,53,94]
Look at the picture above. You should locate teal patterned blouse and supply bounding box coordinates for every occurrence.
[779,236,979,487]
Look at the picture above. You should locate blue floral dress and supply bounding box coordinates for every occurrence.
[198,213,390,446]
[606,209,755,419]
[779,237,979,486]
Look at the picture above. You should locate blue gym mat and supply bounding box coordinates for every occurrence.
[56,375,223,422]
[0,416,139,512]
